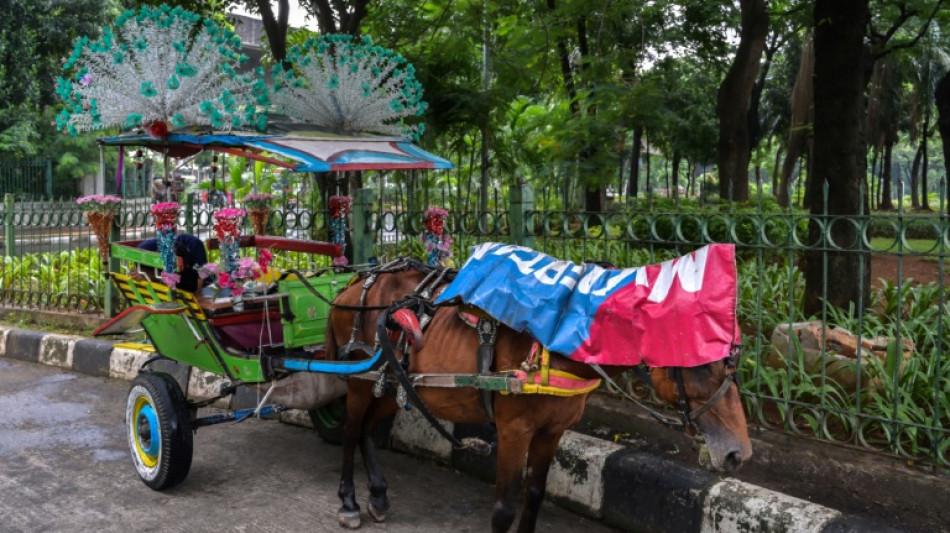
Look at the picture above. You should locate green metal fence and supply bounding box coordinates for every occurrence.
[365,183,949,473]
[0,159,52,198]
[1,183,948,473]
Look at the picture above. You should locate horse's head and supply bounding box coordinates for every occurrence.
[650,358,752,473]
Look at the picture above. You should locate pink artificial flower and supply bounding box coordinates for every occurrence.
[218,272,232,288]
[333,256,349,267]
[161,271,180,289]
[197,263,218,279]
[257,249,273,274]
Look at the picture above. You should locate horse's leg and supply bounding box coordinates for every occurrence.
[338,383,373,529]
[492,424,535,533]
[515,430,564,533]
[360,401,398,523]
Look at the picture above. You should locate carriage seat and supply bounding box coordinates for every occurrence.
[111,273,207,320]
[111,273,284,352]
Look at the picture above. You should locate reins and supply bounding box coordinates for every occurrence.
[590,344,742,437]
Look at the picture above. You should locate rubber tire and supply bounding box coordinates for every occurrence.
[309,396,346,445]
[126,372,194,490]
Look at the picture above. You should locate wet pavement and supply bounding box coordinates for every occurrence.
[0,359,619,532]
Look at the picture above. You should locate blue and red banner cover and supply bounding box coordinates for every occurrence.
[435,243,740,367]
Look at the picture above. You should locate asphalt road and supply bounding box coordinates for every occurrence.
[0,359,619,533]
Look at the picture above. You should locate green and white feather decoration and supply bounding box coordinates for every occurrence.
[56,5,269,136]
[273,34,427,140]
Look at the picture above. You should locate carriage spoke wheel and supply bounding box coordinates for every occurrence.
[126,373,194,490]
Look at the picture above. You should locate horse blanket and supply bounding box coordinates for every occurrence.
[435,243,740,367]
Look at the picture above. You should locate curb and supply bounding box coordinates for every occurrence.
[0,324,905,533]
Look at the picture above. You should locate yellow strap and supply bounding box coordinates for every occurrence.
[540,345,550,386]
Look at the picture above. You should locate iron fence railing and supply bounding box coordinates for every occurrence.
[1,183,948,472]
[0,159,52,199]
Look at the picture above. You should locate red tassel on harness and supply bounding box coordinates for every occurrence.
[389,308,425,349]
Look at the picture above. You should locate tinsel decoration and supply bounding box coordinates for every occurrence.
[213,207,245,280]
[55,5,269,136]
[273,34,427,140]
[150,201,180,288]
[423,207,452,266]
[328,195,350,266]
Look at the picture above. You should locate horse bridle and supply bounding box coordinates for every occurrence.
[591,344,741,438]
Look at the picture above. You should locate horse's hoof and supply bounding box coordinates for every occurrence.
[338,510,361,529]
[368,501,387,523]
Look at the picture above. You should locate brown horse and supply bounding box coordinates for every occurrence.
[326,263,751,532]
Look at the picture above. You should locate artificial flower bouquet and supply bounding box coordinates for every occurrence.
[78,194,122,260]
[243,193,274,235]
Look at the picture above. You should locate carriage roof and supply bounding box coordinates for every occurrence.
[98,116,453,173]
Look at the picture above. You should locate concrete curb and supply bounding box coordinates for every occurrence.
[0,324,905,533]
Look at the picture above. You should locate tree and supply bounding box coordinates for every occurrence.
[805,0,944,315]
[716,0,769,203]
[937,70,950,210]
[0,0,116,134]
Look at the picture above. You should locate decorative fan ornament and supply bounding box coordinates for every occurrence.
[273,34,428,140]
[55,5,269,136]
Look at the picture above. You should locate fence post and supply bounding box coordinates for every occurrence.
[3,194,13,258]
[509,184,535,248]
[104,217,121,318]
[351,188,376,266]
[45,159,53,198]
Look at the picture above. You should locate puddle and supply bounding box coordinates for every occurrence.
[0,373,125,462]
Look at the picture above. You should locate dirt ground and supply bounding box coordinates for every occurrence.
[871,254,944,288]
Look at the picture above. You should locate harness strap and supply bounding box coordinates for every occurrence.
[588,364,687,430]
[376,304,492,456]
[475,318,498,420]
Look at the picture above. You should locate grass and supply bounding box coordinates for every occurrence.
[869,237,946,258]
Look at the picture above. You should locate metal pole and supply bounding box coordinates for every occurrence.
[3,193,14,258]
[97,144,106,195]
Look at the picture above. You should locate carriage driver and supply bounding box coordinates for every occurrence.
[131,233,208,294]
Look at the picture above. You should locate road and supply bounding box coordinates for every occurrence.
[0,359,619,533]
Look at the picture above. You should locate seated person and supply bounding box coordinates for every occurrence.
[133,233,207,294]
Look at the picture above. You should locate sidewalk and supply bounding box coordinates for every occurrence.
[0,324,914,532]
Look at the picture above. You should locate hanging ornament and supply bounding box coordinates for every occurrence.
[422,207,452,266]
[329,195,351,266]
[150,202,181,289]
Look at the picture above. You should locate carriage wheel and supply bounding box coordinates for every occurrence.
[309,396,346,445]
[126,372,194,490]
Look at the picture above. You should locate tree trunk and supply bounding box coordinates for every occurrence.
[256,0,290,65]
[306,0,369,35]
[626,125,643,199]
[910,142,922,209]
[672,151,681,200]
[771,143,783,199]
[937,71,950,212]
[880,143,894,210]
[716,0,768,202]
[805,0,871,316]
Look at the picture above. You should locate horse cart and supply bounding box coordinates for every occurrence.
[93,127,452,490]
[66,9,751,529]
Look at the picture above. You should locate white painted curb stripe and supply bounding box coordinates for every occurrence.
[390,405,454,462]
[546,431,623,517]
[38,334,79,369]
[701,478,841,533]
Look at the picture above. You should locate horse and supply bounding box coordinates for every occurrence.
[325,260,752,532]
